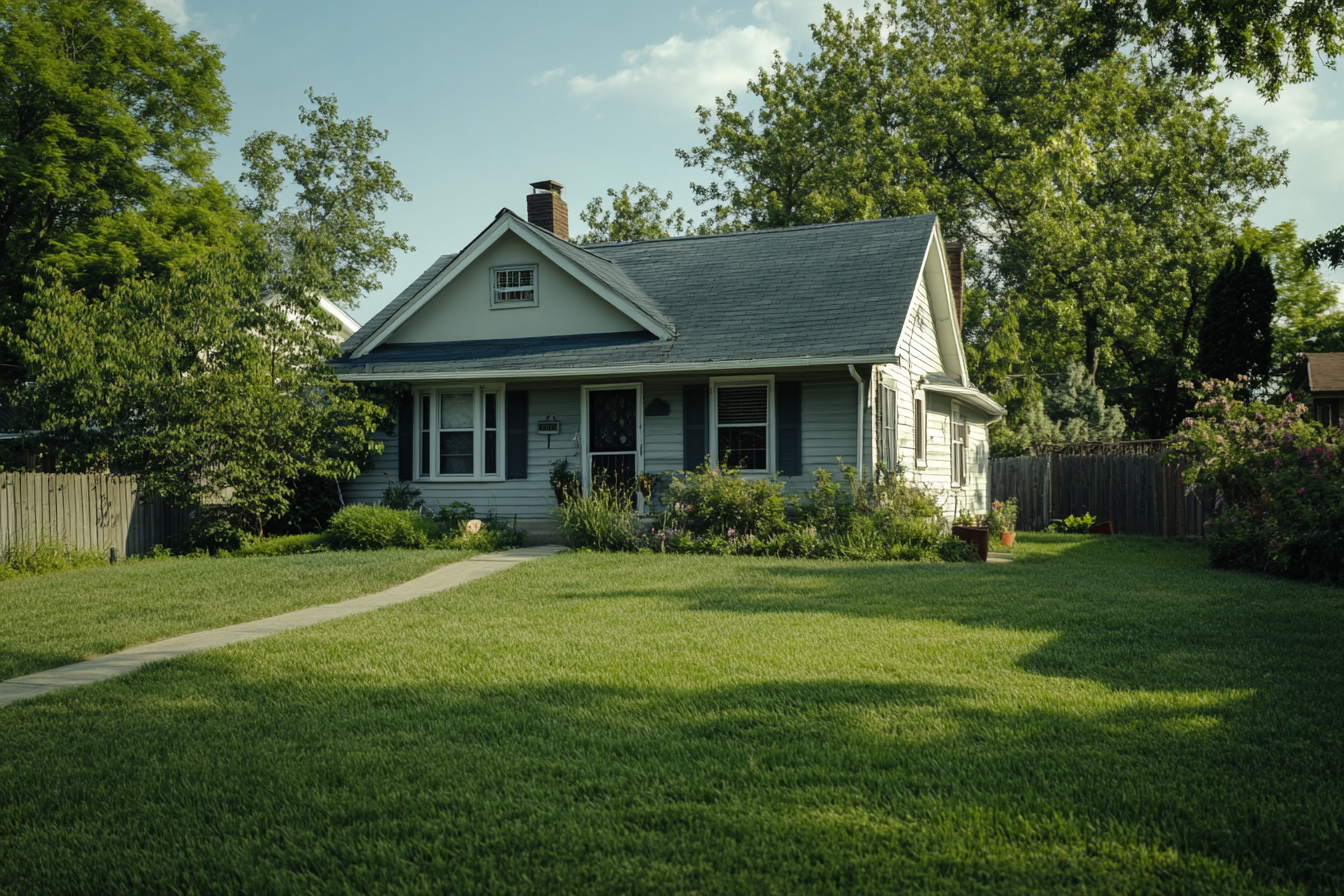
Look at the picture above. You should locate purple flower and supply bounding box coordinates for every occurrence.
[1274,459,1283,467]
[1298,487,1306,495]
[1288,393,1295,402]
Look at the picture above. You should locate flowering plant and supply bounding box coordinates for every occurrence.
[986,499,1018,537]
[1166,378,1344,581]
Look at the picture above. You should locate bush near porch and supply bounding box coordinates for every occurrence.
[554,464,978,562]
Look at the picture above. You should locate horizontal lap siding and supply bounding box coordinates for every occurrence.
[343,371,864,510]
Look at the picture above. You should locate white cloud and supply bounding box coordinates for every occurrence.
[533,66,569,86]
[1220,71,1344,243]
[143,0,191,29]
[564,2,827,109]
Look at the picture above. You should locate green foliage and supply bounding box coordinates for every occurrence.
[1196,245,1277,387]
[1045,513,1098,534]
[1166,378,1344,582]
[381,482,425,511]
[575,183,693,244]
[326,504,437,551]
[0,0,237,310]
[663,463,787,537]
[549,457,581,491]
[231,533,330,557]
[435,501,475,527]
[240,89,413,311]
[552,486,643,552]
[987,499,1018,538]
[1046,0,1343,100]
[182,506,254,555]
[0,538,108,582]
[1305,224,1344,270]
[993,362,1126,455]
[676,0,1286,436]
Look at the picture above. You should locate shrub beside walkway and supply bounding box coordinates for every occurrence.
[0,546,565,708]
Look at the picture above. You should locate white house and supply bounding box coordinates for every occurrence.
[332,180,1004,530]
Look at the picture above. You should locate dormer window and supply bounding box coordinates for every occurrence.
[491,265,538,308]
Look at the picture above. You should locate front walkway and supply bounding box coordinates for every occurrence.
[0,545,567,709]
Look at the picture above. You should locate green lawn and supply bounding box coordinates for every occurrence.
[0,551,465,680]
[1,536,1341,894]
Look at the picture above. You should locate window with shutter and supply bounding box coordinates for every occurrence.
[712,379,771,472]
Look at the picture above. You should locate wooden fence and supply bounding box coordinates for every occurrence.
[0,473,193,557]
[990,455,1210,537]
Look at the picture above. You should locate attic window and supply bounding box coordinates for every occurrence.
[491,265,538,308]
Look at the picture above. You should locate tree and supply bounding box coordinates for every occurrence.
[1039,0,1343,100]
[8,256,385,535]
[1305,225,1344,270]
[575,183,692,244]
[993,361,1126,454]
[241,89,413,311]
[678,0,1285,436]
[0,0,237,300]
[1196,246,1278,388]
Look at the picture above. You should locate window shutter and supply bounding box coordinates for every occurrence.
[397,395,413,481]
[776,381,803,476]
[505,391,528,479]
[683,384,708,470]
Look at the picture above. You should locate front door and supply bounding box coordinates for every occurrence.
[587,387,640,494]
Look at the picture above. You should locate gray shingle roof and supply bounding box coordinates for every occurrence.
[333,212,938,377]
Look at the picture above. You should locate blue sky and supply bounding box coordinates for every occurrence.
[150,0,1344,323]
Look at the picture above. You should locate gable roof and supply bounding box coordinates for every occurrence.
[334,213,940,378]
[1301,352,1344,394]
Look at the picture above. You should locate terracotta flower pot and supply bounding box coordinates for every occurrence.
[1000,532,1015,547]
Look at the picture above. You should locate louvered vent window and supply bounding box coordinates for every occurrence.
[491,265,538,307]
[717,384,768,471]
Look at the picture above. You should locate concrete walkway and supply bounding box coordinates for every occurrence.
[0,545,567,710]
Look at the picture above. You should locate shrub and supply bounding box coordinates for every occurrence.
[436,501,477,528]
[182,505,253,554]
[1045,513,1096,534]
[382,482,425,511]
[552,485,642,550]
[327,504,437,550]
[663,463,786,536]
[987,499,1018,538]
[232,533,330,557]
[1166,378,1344,582]
[436,510,528,551]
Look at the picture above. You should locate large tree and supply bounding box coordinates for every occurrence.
[677,0,1285,436]
[0,0,237,299]
[575,183,691,245]
[1195,244,1278,387]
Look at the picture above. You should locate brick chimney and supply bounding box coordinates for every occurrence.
[946,240,965,332]
[526,180,568,240]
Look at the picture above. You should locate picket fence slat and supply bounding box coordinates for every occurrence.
[0,473,190,557]
[990,455,1207,537]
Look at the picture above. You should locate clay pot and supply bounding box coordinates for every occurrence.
[1089,521,1115,535]
[1000,531,1015,547]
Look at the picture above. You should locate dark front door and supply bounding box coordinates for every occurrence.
[588,388,638,492]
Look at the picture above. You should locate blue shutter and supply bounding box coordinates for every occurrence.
[776,381,802,476]
[397,395,413,481]
[506,391,528,479]
[683,384,708,470]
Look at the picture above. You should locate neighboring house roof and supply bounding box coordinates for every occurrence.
[1301,352,1344,395]
[319,298,361,341]
[334,212,940,378]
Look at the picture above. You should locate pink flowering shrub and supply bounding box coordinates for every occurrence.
[1166,378,1344,581]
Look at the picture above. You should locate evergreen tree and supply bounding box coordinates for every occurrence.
[1196,246,1278,387]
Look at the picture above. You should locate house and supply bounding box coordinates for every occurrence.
[1293,353,1344,426]
[332,180,1005,532]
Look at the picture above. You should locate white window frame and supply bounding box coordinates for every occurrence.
[413,384,506,481]
[913,390,927,468]
[879,381,899,472]
[580,382,645,499]
[489,264,539,309]
[709,375,775,475]
[950,401,966,489]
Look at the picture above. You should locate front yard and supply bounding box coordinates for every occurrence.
[1,536,1340,894]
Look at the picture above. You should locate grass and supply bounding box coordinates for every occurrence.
[0,550,466,680]
[1,535,1341,894]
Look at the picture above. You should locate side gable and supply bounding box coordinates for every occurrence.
[350,212,673,357]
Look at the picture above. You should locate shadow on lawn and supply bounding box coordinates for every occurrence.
[1,672,1339,893]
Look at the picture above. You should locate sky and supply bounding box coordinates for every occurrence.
[148,0,1344,324]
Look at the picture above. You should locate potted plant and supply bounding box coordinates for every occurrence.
[988,499,1018,546]
[549,457,580,505]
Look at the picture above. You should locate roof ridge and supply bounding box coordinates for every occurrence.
[582,213,938,249]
